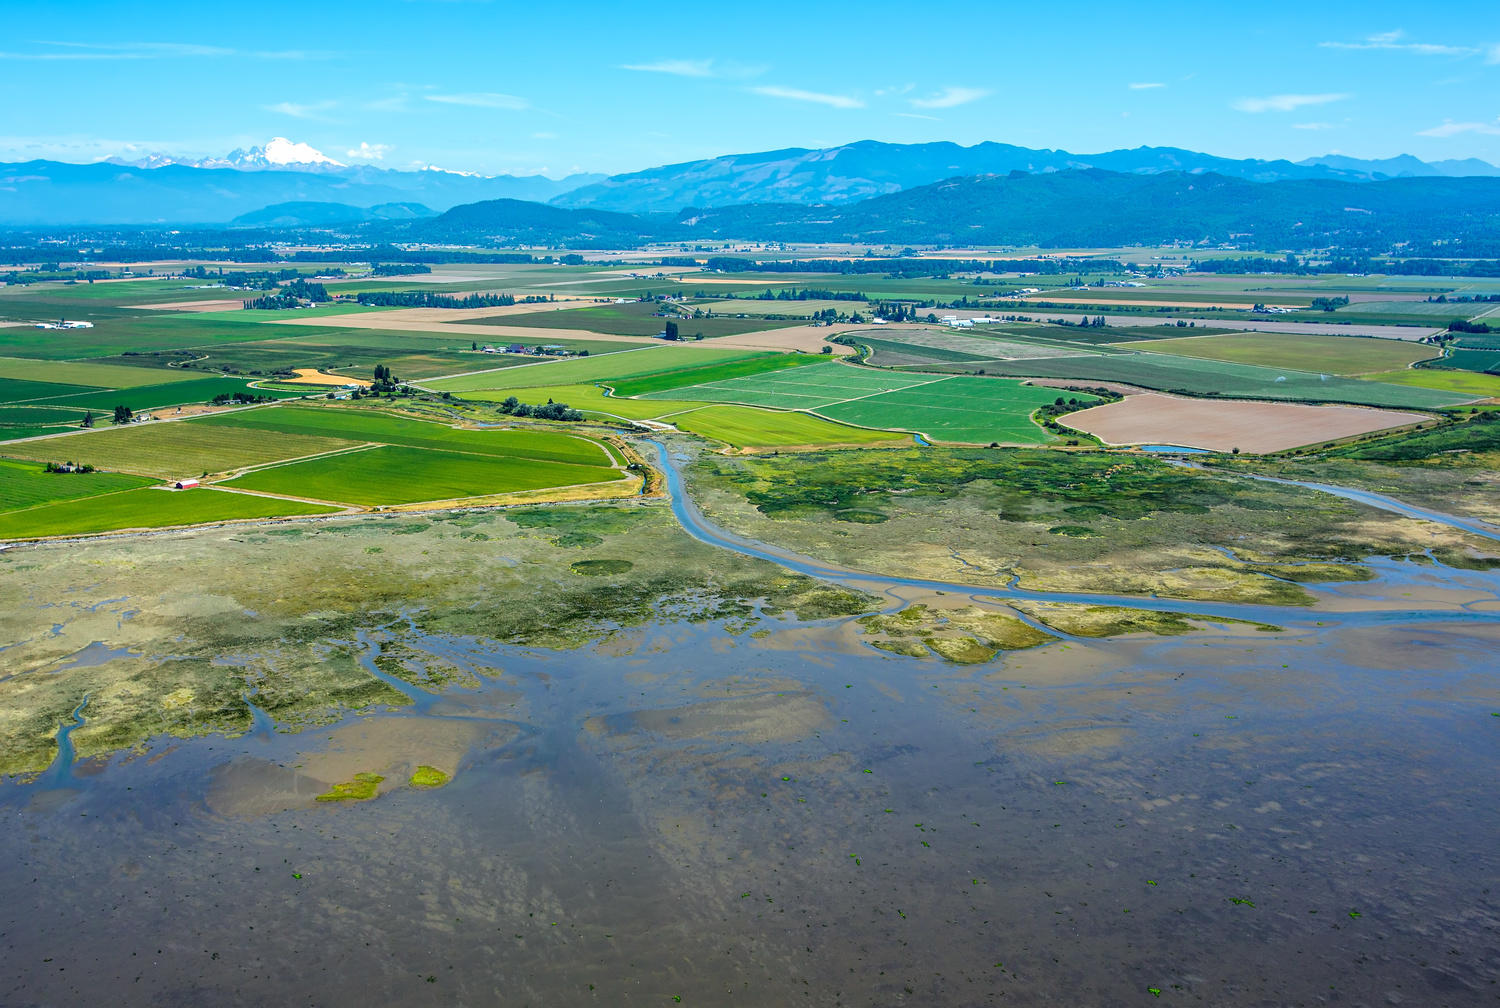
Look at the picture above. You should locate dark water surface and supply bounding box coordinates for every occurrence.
[3,609,1499,1006]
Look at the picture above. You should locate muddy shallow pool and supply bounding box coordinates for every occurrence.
[3,599,1498,1006]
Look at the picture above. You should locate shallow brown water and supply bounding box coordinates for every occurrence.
[3,603,1498,1007]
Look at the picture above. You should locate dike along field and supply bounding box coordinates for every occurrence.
[0,403,631,540]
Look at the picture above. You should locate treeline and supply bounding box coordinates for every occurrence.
[1193,256,1500,277]
[370,263,431,276]
[356,291,517,308]
[753,288,868,302]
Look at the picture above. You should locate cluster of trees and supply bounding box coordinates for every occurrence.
[112,405,133,424]
[242,294,302,310]
[495,396,584,421]
[355,291,519,308]
[1426,293,1500,303]
[283,278,328,301]
[210,391,273,405]
[1309,296,1351,311]
[370,263,431,277]
[1049,316,1109,328]
[871,302,928,322]
[370,364,402,392]
[44,461,96,473]
[1448,319,1493,334]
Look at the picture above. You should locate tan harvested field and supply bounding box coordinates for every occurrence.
[710,323,857,354]
[284,368,371,386]
[1064,393,1430,453]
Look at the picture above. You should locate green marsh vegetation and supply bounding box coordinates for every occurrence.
[0,502,876,776]
[685,444,1497,603]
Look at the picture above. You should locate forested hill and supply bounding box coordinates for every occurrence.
[401,170,1500,251]
[674,170,1500,248]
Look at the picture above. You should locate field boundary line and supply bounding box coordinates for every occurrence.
[205,485,363,509]
[217,442,383,479]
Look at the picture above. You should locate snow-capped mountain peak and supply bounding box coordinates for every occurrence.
[225,138,347,169]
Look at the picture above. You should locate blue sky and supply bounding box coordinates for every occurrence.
[3,0,1498,177]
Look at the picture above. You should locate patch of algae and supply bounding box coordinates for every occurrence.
[685,443,1494,606]
[1009,601,1282,638]
[315,772,385,802]
[409,765,450,788]
[0,502,878,777]
[857,604,1057,664]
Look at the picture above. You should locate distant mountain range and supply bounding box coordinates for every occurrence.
[1,136,1497,227]
[230,201,440,227]
[549,140,1500,213]
[395,169,1500,252]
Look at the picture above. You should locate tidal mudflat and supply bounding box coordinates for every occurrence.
[2,458,1499,1005]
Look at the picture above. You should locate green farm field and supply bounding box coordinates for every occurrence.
[1118,332,1438,375]
[3,421,362,480]
[0,486,341,540]
[425,345,768,393]
[1441,349,1500,373]
[0,355,207,388]
[30,377,305,413]
[605,354,822,396]
[1360,368,1500,399]
[223,445,619,506]
[972,352,1472,408]
[0,458,153,512]
[0,406,90,426]
[670,405,910,448]
[642,361,1082,444]
[193,405,614,466]
[0,376,99,404]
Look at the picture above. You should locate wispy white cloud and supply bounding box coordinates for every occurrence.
[1233,93,1351,113]
[1417,119,1500,137]
[1292,122,1337,130]
[424,92,529,110]
[346,142,391,160]
[266,101,338,120]
[1488,43,1500,64]
[893,112,941,121]
[910,86,990,109]
[1128,82,1165,90]
[621,59,714,77]
[1320,31,1477,57]
[749,85,863,109]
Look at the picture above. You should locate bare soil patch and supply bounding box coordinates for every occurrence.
[282,368,371,387]
[1065,393,1429,453]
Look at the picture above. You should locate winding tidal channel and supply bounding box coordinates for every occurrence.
[1,444,1498,1006]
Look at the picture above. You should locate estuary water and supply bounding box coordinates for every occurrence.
[2,452,1499,1006]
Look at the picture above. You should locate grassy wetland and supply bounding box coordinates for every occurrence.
[683,443,1500,603]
